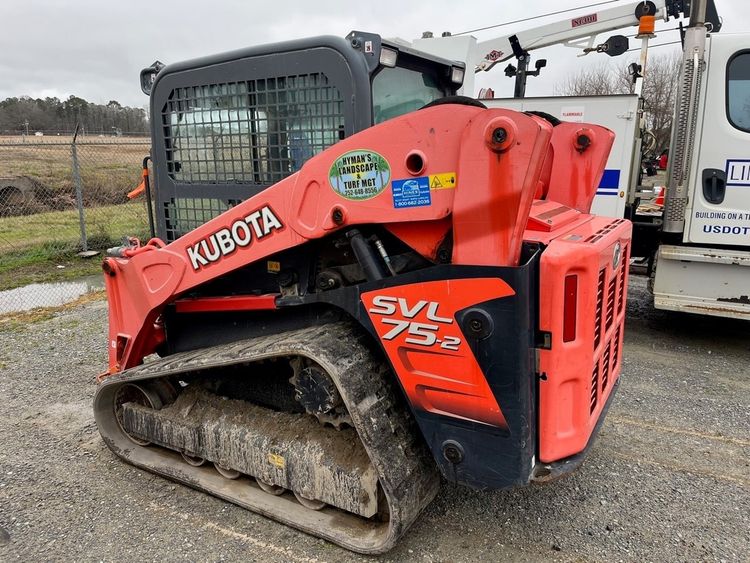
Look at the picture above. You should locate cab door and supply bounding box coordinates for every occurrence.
[685,35,750,246]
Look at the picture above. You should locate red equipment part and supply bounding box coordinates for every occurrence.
[536,217,630,462]
[362,278,514,427]
[102,105,555,374]
[540,122,614,214]
[101,103,630,469]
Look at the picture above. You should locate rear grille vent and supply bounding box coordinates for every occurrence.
[606,276,617,329]
[601,345,611,392]
[594,269,605,350]
[612,327,620,372]
[584,219,626,244]
[590,363,599,413]
[590,245,626,416]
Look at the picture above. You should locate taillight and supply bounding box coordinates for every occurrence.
[563,274,578,342]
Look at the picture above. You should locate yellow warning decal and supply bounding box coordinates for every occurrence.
[429,172,457,190]
[267,453,285,469]
[267,260,281,273]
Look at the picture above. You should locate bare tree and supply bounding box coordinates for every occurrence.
[556,52,682,152]
[554,62,627,96]
[640,53,682,151]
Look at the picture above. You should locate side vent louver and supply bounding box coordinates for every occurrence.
[594,269,605,350]
[602,346,610,392]
[590,363,599,413]
[606,276,617,329]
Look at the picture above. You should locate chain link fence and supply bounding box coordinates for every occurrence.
[0,135,151,313]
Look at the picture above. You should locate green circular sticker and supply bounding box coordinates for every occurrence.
[328,150,391,201]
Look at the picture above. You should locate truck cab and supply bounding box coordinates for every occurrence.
[654,32,750,318]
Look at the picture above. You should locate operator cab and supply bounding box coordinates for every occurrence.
[141,31,464,242]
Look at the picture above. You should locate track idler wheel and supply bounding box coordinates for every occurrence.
[113,383,163,446]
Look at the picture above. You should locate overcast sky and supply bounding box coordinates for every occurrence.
[0,0,744,108]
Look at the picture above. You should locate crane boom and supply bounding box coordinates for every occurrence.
[474,0,668,72]
[411,0,720,97]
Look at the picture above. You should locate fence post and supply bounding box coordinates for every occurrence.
[71,129,88,253]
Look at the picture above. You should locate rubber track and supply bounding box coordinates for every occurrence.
[94,322,441,554]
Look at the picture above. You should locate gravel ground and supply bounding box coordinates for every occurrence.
[0,275,748,562]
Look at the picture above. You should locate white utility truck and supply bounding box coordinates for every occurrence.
[415,0,750,319]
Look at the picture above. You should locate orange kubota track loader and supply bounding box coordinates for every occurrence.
[94,33,630,554]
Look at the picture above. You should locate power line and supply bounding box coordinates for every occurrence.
[626,39,681,52]
[454,0,621,36]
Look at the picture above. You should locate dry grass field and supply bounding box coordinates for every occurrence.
[0,137,151,290]
[0,136,150,209]
[0,201,150,289]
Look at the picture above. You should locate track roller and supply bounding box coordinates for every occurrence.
[214,464,241,479]
[294,491,326,510]
[257,479,285,496]
[181,453,206,466]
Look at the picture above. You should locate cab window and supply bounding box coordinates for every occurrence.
[727,52,750,132]
[372,66,444,124]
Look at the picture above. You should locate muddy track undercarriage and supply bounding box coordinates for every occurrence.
[94,323,440,554]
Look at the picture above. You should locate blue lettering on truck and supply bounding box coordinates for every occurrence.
[702,225,750,235]
[726,159,750,187]
[695,210,750,237]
